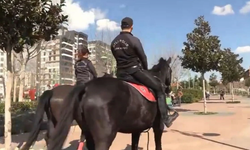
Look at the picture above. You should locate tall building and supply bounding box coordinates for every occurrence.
[24,72,36,89]
[37,27,88,93]
[88,41,115,76]
[244,67,250,79]
[0,51,6,98]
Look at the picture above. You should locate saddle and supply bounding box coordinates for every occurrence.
[118,74,158,102]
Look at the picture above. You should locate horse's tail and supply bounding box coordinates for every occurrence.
[21,90,52,150]
[48,84,86,150]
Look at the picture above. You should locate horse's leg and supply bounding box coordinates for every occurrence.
[45,109,57,148]
[153,115,164,150]
[131,132,141,150]
[87,111,117,150]
[85,131,95,150]
[45,119,56,147]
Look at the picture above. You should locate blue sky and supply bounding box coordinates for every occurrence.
[67,0,250,80]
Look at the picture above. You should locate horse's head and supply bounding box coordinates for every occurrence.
[150,57,172,93]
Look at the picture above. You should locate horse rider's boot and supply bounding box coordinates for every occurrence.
[157,94,179,128]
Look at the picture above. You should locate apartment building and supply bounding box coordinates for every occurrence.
[88,41,115,76]
[37,27,88,93]
[0,51,6,97]
[244,66,250,79]
[24,72,36,89]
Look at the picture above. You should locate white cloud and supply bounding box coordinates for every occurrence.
[212,4,234,16]
[96,19,120,31]
[235,46,250,53]
[119,4,126,8]
[239,1,250,14]
[52,0,120,31]
[52,0,106,30]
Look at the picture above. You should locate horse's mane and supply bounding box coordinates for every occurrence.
[102,72,113,78]
[149,57,168,72]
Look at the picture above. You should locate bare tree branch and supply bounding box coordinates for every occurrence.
[153,43,188,81]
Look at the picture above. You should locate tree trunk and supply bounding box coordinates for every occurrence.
[201,73,207,113]
[5,49,13,150]
[13,75,17,102]
[213,87,216,94]
[18,64,25,102]
[230,82,234,101]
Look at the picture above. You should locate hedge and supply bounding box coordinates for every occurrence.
[0,101,48,136]
[181,89,203,103]
[0,101,38,114]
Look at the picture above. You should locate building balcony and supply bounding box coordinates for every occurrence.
[61,41,73,47]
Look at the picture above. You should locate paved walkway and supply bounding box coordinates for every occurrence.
[0,95,250,150]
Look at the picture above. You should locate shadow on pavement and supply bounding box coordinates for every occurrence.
[175,108,197,112]
[172,129,249,150]
[197,101,225,104]
[0,131,46,145]
[123,144,143,150]
[63,140,81,150]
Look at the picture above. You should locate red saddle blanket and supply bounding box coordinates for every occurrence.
[127,82,156,102]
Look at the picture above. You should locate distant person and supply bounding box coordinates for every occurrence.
[75,46,97,85]
[206,91,210,100]
[220,90,225,100]
[177,88,183,106]
[46,84,51,90]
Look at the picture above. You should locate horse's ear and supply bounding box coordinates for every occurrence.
[167,57,171,64]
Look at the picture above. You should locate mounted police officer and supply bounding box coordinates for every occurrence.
[111,17,179,128]
[75,46,97,85]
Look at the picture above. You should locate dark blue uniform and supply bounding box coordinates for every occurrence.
[110,17,179,128]
[74,58,97,85]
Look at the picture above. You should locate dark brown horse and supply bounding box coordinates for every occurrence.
[48,57,173,150]
[21,73,113,150]
[20,85,86,150]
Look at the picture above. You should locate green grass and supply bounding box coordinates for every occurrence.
[226,101,241,104]
[194,112,218,115]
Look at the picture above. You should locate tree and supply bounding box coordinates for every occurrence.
[245,78,250,95]
[0,0,67,148]
[93,30,117,75]
[154,44,188,85]
[14,41,47,102]
[219,48,245,101]
[179,16,223,113]
[209,73,219,93]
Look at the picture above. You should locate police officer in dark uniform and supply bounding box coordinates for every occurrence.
[75,46,97,85]
[111,17,179,128]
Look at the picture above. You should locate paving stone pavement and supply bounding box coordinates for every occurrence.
[0,95,250,150]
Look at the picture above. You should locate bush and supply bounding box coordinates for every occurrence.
[181,94,193,103]
[181,89,203,103]
[0,101,44,136]
[0,101,38,114]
